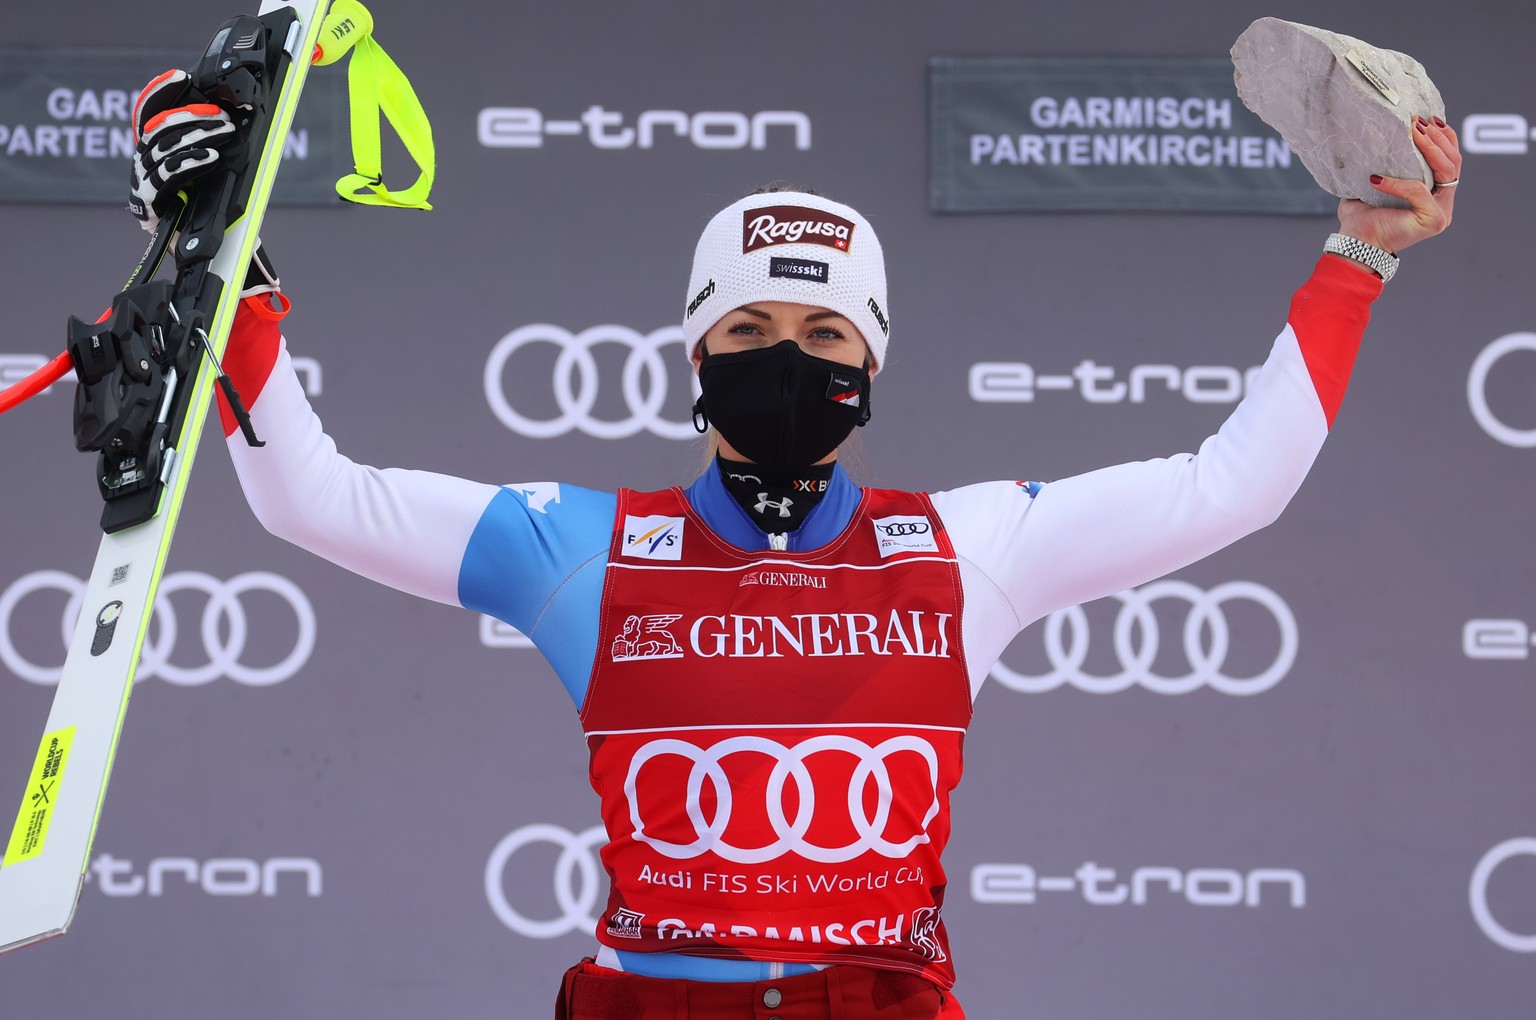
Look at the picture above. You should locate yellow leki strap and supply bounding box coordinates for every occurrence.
[316,0,434,210]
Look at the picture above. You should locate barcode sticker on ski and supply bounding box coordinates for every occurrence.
[4,727,76,867]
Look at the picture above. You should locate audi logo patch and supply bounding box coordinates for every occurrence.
[871,515,940,558]
[624,733,942,864]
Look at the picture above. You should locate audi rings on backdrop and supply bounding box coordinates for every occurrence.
[1469,837,1536,953]
[484,823,607,939]
[484,324,699,440]
[989,580,1298,696]
[0,570,316,686]
[1468,332,1536,448]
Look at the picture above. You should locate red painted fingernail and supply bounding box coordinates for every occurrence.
[1433,116,1446,128]
[1370,174,1384,185]
[1415,119,1427,134]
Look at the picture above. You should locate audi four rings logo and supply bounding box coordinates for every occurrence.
[876,522,930,537]
[484,823,607,939]
[1469,838,1536,952]
[483,324,699,440]
[1468,333,1536,448]
[989,580,1298,696]
[0,570,316,686]
[625,734,942,864]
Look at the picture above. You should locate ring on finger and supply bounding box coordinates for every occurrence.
[1433,178,1459,189]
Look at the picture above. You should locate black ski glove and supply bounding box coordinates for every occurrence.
[128,69,239,233]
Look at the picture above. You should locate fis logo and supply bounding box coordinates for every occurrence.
[623,515,684,561]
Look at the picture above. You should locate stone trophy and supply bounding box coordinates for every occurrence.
[1232,18,1445,209]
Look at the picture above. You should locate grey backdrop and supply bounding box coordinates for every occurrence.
[1,2,1532,1017]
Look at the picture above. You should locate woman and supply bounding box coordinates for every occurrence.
[132,73,1460,1019]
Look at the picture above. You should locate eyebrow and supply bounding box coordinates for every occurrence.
[734,306,846,322]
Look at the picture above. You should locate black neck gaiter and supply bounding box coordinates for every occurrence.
[717,456,836,533]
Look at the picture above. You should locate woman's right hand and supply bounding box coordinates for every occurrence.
[1336,116,1461,255]
[127,69,241,233]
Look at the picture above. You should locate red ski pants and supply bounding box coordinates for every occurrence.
[555,960,966,1019]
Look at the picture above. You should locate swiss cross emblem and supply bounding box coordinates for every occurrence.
[834,239,848,249]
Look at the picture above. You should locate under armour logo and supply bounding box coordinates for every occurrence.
[754,493,793,518]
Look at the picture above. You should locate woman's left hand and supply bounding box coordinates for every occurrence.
[1336,115,1462,253]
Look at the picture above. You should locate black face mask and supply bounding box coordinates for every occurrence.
[692,339,872,472]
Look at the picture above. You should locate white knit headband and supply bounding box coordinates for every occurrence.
[681,192,890,368]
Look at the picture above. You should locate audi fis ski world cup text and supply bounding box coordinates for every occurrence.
[477,107,811,151]
[485,821,946,955]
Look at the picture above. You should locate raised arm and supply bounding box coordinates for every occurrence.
[216,298,500,604]
[215,295,615,701]
[936,118,1460,655]
[935,254,1378,633]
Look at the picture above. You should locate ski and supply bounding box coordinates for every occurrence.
[0,0,332,954]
